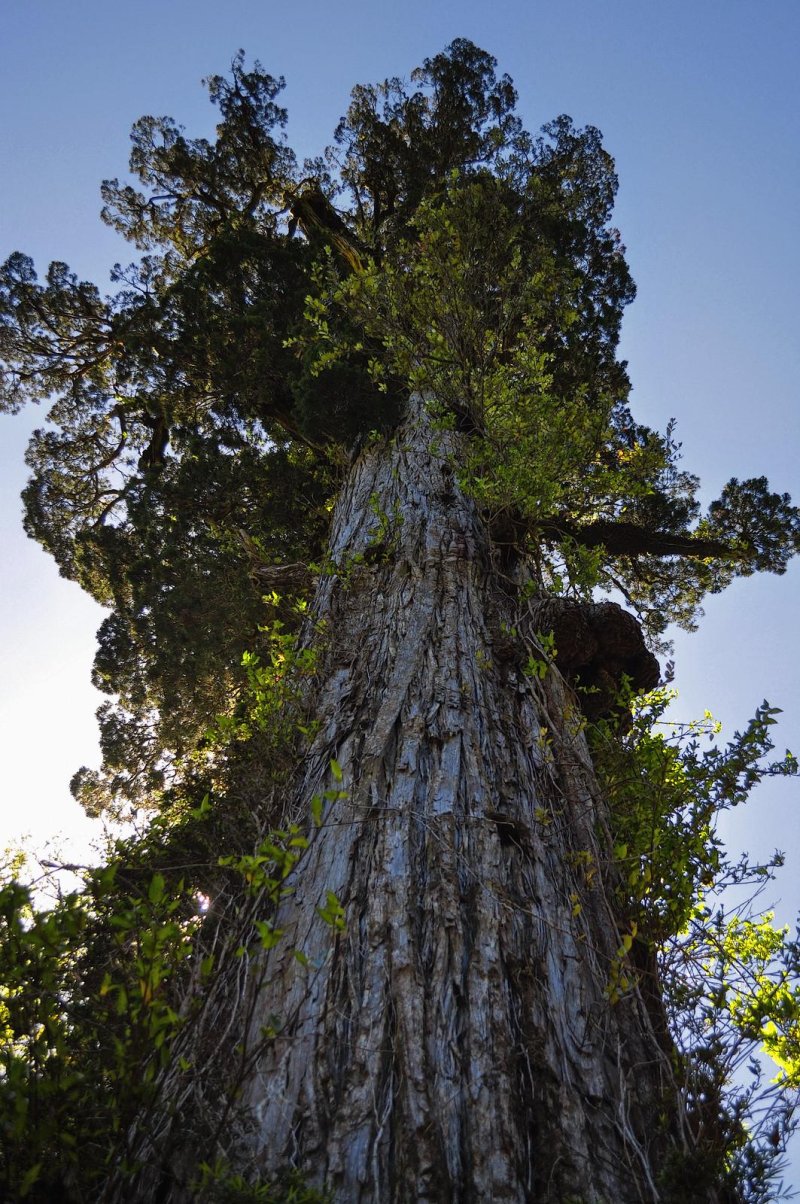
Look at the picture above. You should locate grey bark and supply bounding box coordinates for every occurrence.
[236,396,679,1202]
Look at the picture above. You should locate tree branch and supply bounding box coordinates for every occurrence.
[545,518,733,561]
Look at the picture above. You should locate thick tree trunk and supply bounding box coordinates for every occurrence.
[237,396,679,1202]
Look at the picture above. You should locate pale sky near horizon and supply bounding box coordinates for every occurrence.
[1,4,798,907]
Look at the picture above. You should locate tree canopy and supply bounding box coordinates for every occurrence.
[1,42,797,818]
[2,41,798,814]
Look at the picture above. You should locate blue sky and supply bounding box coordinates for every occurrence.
[1,2,798,917]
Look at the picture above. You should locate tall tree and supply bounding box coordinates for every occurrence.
[2,41,799,1203]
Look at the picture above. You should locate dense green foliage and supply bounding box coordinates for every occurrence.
[0,820,329,1202]
[593,694,800,1199]
[0,618,342,1201]
[2,38,800,1200]
[2,40,799,810]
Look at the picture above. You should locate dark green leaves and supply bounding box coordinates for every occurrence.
[2,39,799,809]
[704,476,800,576]
[0,254,112,413]
[101,52,295,254]
[335,38,528,247]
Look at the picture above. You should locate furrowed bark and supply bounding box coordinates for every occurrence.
[236,396,680,1202]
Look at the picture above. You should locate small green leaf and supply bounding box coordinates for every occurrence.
[19,1163,42,1197]
[148,873,166,905]
[255,919,282,950]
